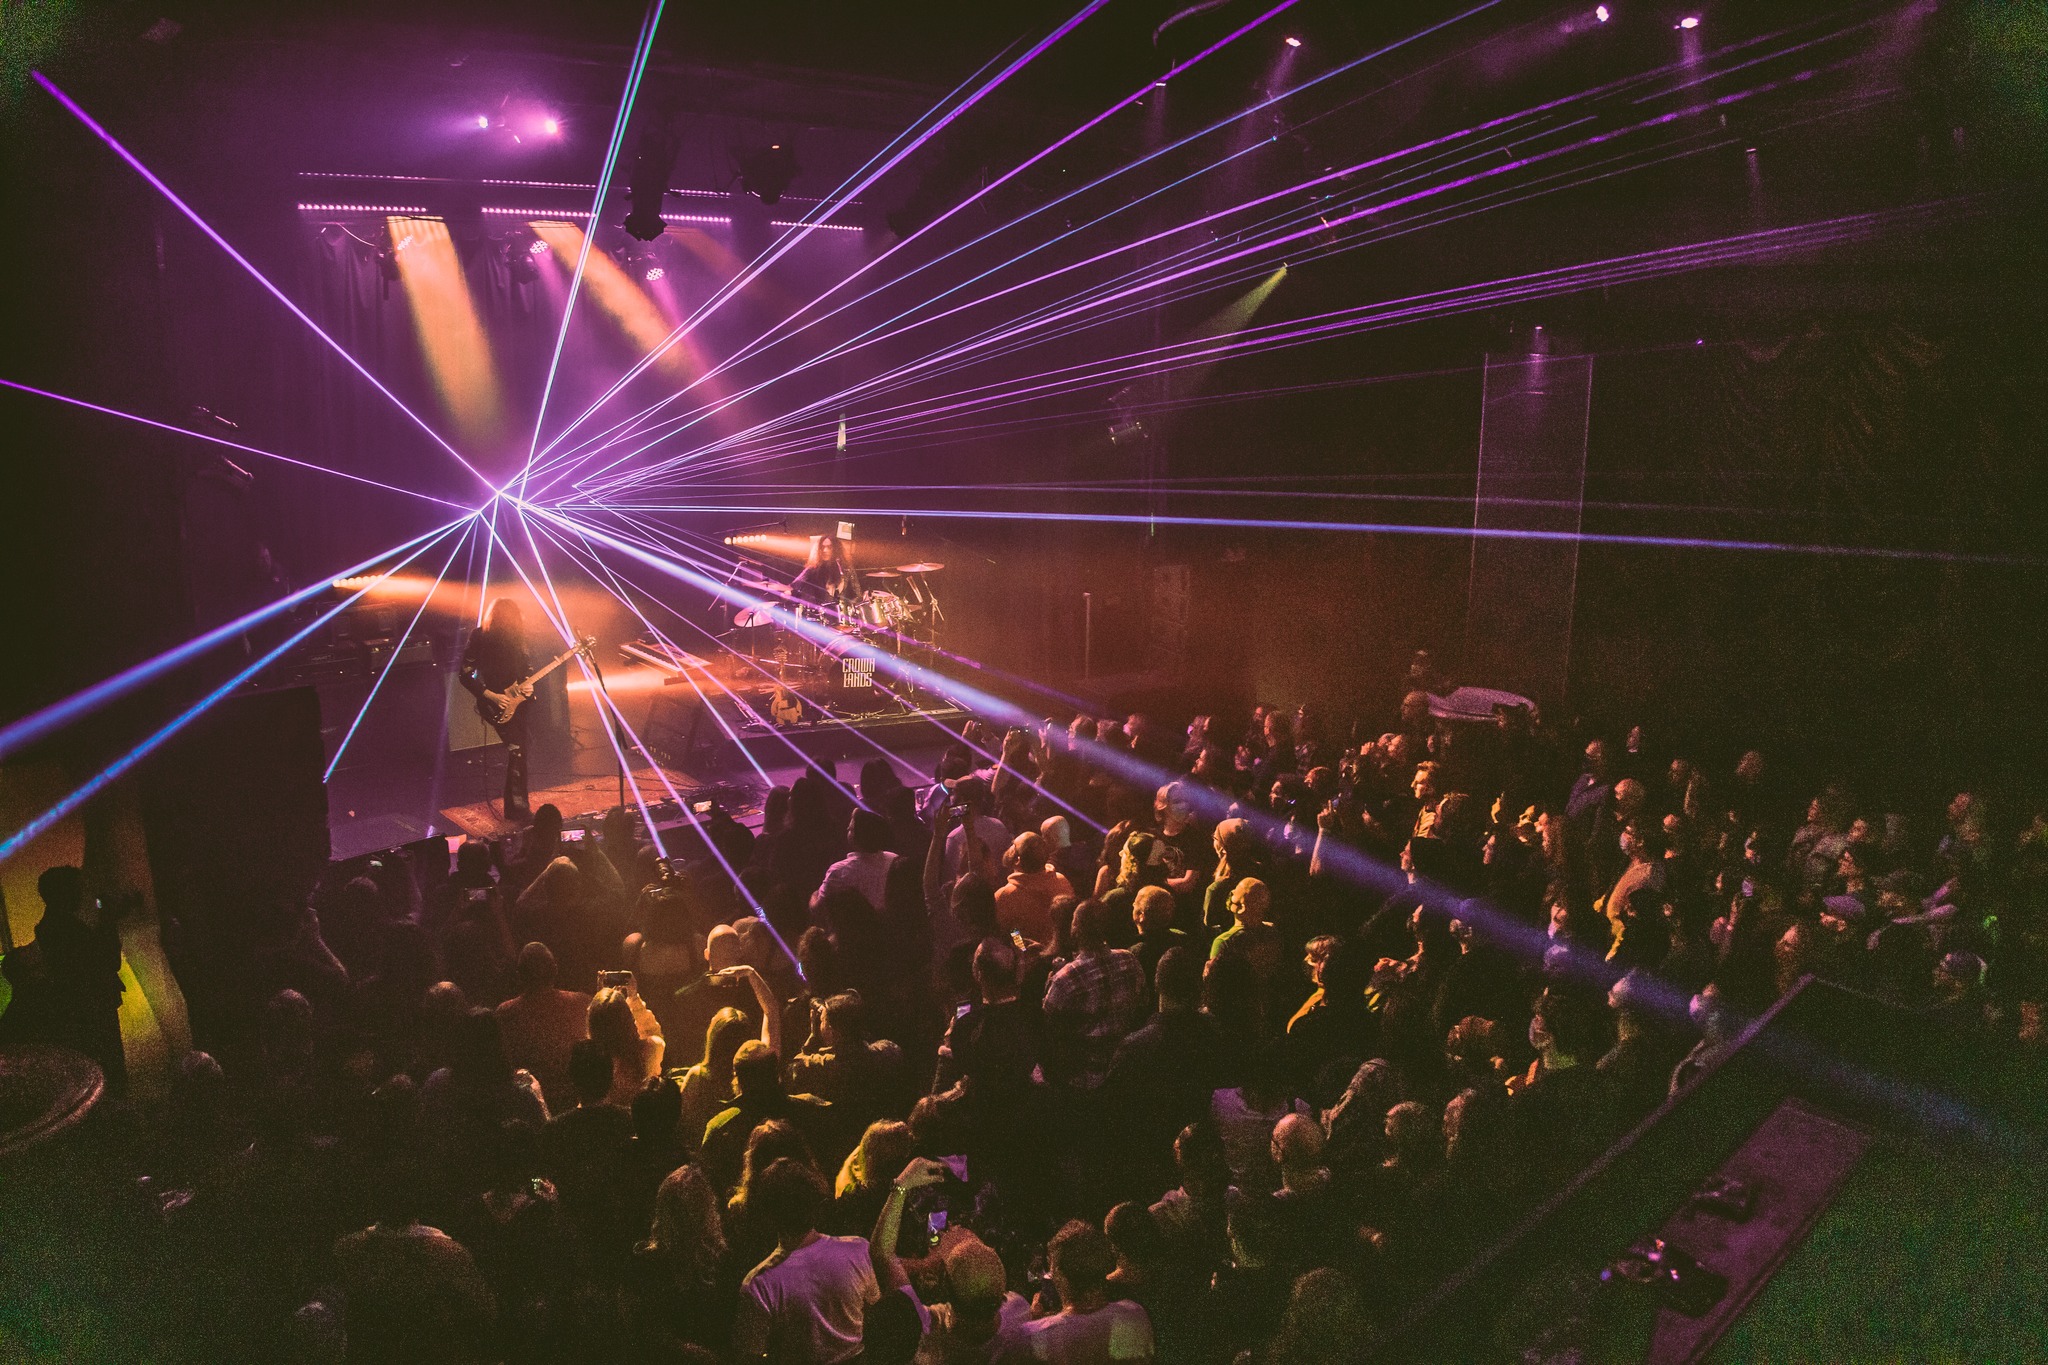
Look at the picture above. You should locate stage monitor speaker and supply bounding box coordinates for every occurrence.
[644,688,714,769]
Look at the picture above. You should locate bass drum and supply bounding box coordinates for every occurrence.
[817,626,867,658]
[820,626,880,696]
[853,590,908,629]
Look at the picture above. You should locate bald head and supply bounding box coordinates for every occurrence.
[1272,1113,1325,1173]
[1228,877,1270,926]
[1011,831,1049,872]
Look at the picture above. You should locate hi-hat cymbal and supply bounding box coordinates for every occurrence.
[894,562,945,574]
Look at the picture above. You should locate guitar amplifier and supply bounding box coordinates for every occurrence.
[445,674,501,751]
[644,690,714,768]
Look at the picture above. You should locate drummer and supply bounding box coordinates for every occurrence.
[791,533,860,611]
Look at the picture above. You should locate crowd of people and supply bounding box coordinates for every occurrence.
[5,650,2047,1364]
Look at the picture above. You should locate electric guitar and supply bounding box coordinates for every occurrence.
[477,636,596,725]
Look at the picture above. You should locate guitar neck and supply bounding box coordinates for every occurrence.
[522,643,585,689]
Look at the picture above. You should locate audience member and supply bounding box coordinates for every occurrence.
[732,1158,880,1365]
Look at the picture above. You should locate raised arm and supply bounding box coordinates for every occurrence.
[870,1157,951,1291]
[716,964,784,1060]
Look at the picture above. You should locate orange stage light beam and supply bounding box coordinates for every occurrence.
[388,216,506,457]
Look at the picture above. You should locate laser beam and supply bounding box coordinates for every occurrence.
[322,520,476,782]
[32,73,490,494]
[0,515,472,765]
[0,378,473,509]
[521,0,667,491]
[1,519,469,864]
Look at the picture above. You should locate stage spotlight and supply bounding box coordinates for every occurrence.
[643,265,664,282]
[528,237,550,255]
[740,143,797,206]
[1676,14,1699,28]
[188,404,239,433]
[1595,4,1610,19]
[1283,35,1302,47]
[624,121,682,241]
[542,116,561,136]
[1108,418,1148,446]
[475,114,491,129]
[507,240,539,284]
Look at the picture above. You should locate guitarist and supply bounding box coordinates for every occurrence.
[461,597,538,820]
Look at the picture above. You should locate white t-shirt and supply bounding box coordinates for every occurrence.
[946,818,1013,881]
[916,1292,1033,1365]
[734,1235,880,1365]
[993,1301,1154,1365]
[815,850,898,913]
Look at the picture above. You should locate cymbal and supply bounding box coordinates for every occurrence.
[861,569,903,580]
[734,605,778,628]
[894,562,945,574]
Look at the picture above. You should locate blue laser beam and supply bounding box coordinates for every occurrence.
[1,519,471,864]
[0,515,472,766]
[520,0,667,490]
[321,520,476,782]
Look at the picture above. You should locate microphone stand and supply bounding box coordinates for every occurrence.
[583,648,628,813]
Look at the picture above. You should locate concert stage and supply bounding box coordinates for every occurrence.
[314,633,956,858]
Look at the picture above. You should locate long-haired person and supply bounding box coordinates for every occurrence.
[461,597,536,820]
[792,534,859,610]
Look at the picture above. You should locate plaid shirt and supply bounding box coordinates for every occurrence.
[1043,947,1150,1088]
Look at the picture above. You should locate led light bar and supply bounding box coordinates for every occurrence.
[297,203,430,214]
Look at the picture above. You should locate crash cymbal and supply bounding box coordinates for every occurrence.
[894,562,945,574]
[861,569,903,580]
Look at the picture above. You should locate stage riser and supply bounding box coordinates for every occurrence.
[641,686,964,773]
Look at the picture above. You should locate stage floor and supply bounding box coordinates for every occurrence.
[320,660,949,859]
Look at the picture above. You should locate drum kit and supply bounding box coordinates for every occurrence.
[723,561,947,715]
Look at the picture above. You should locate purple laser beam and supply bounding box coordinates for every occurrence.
[0,377,471,509]
[32,73,491,493]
